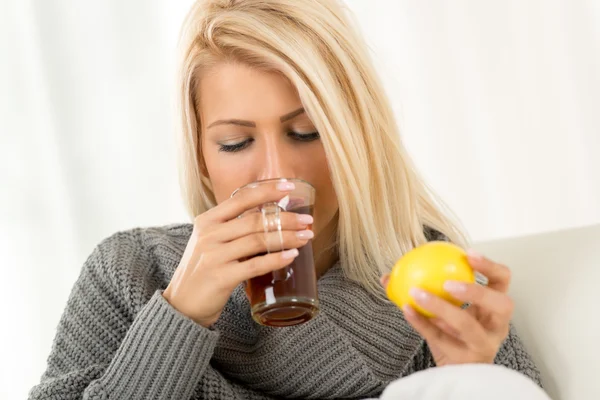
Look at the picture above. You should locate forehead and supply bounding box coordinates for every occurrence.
[198,62,302,122]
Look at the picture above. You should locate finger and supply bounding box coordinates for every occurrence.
[406,306,494,364]
[204,180,296,223]
[443,281,514,322]
[466,249,511,292]
[229,248,300,282]
[217,229,313,263]
[402,304,463,349]
[410,288,488,347]
[430,317,462,339]
[211,211,312,243]
[380,274,390,289]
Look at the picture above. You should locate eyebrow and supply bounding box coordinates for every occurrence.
[207,107,305,129]
[279,107,305,122]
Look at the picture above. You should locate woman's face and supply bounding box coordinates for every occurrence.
[198,62,338,238]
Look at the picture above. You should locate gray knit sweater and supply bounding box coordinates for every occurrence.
[30,224,541,400]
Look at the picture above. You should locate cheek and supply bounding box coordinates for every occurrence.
[308,148,338,226]
[203,152,255,205]
[311,182,338,238]
[314,178,338,219]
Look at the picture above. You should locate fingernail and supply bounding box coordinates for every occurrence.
[409,288,429,302]
[277,182,295,191]
[402,305,417,317]
[281,248,299,259]
[296,230,314,240]
[443,280,467,293]
[296,214,313,225]
[467,248,483,261]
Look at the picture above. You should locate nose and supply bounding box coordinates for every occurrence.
[256,135,295,181]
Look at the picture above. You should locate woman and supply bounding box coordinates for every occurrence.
[30,1,548,399]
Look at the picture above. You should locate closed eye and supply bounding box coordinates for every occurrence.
[218,138,253,153]
[218,132,319,153]
[288,131,320,142]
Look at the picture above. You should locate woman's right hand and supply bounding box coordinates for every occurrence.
[162,181,313,328]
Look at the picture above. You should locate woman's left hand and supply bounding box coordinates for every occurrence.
[381,250,514,366]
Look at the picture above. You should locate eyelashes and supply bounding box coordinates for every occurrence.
[287,131,320,142]
[219,140,250,153]
[218,132,320,153]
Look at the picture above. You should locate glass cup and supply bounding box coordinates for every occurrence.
[231,178,319,327]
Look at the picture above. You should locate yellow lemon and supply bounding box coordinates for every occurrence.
[386,241,475,317]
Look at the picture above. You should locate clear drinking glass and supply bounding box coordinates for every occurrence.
[232,178,319,327]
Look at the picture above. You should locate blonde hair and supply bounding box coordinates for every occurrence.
[175,0,469,296]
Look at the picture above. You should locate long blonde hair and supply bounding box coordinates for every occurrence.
[175,0,469,296]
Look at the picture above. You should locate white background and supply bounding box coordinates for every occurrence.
[1,1,599,399]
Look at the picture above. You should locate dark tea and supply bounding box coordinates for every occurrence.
[245,205,319,327]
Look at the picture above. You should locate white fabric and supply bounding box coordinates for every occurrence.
[377,364,550,400]
[1,1,599,399]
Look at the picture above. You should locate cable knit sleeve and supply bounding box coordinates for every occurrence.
[408,324,542,387]
[494,323,542,387]
[406,340,436,373]
[28,233,219,400]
